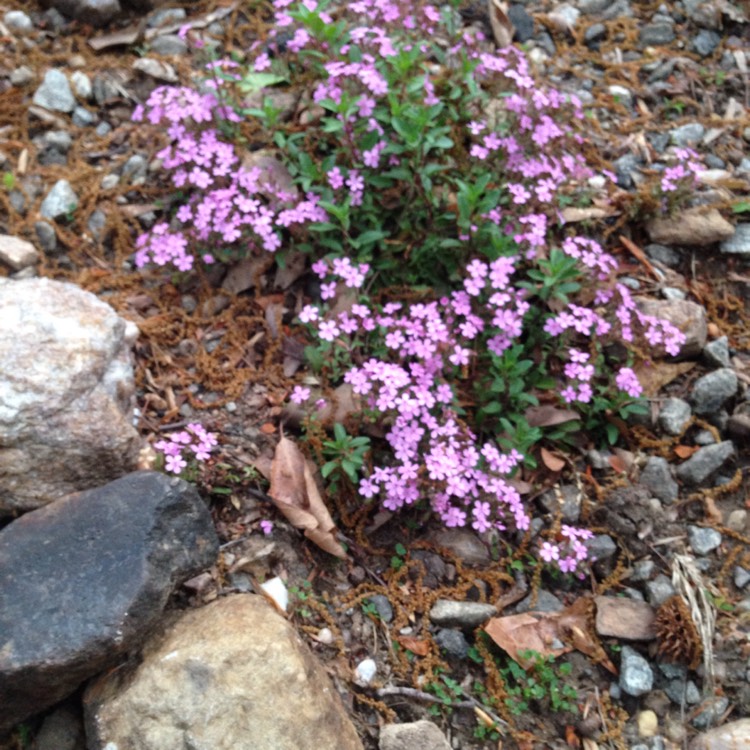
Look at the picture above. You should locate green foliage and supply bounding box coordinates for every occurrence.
[500,650,578,716]
[321,422,371,487]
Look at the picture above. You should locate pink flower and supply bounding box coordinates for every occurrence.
[290,385,311,404]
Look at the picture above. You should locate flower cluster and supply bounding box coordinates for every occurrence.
[154,423,218,475]
[539,526,595,574]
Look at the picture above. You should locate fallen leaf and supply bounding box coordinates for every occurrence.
[525,405,580,427]
[674,445,700,459]
[488,0,514,47]
[221,255,274,295]
[269,437,347,558]
[565,725,581,748]
[633,360,695,398]
[397,636,430,656]
[260,422,276,434]
[560,207,611,223]
[541,447,565,472]
[483,612,569,667]
[484,597,616,673]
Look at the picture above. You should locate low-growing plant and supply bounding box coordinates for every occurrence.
[321,422,371,487]
[153,422,218,479]
[131,0,692,573]
[500,650,578,716]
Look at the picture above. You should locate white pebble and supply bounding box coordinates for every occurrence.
[260,576,288,612]
[354,658,377,687]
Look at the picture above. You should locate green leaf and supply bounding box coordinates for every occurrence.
[238,72,287,94]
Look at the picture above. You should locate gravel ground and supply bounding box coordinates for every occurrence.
[1,1,750,749]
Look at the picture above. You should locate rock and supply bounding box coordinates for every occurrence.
[539,483,582,522]
[0,471,219,731]
[0,234,39,270]
[434,629,470,659]
[84,594,363,750]
[636,298,707,359]
[728,412,750,439]
[691,696,730,729]
[670,123,705,147]
[380,720,451,750]
[658,397,692,436]
[734,566,750,588]
[725,509,747,532]
[4,10,33,31]
[692,29,722,57]
[619,646,654,697]
[0,277,142,514]
[149,35,189,55]
[646,208,734,247]
[645,243,682,267]
[508,4,535,42]
[639,22,675,46]
[594,596,656,640]
[40,179,78,221]
[515,589,564,613]
[427,527,490,566]
[639,456,678,503]
[585,533,617,563]
[720,223,750,255]
[690,369,737,415]
[645,575,676,607]
[35,221,57,253]
[690,719,750,750]
[46,0,121,27]
[70,71,93,101]
[368,594,394,623]
[675,441,735,486]
[703,337,731,368]
[665,678,701,705]
[637,709,658,738]
[10,65,34,87]
[428,600,496,629]
[32,69,76,113]
[354,658,378,687]
[30,705,85,750]
[687,525,722,555]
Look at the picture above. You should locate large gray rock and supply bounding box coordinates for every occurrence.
[690,718,750,750]
[0,277,142,514]
[690,368,738,416]
[0,471,219,731]
[84,594,363,750]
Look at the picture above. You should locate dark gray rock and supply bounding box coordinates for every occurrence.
[434,629,469,659]
[639,22,675,46]
[639,456,678,503]
[367,594,393,623]
[675,441,735,485]
[508,4,535,42]
[691,696,729,729]
[539,484,582,523]
[703,337,731,368]
[688,525,722,555]
[690,369,737,416]
[692,29,722,57]
[31,705,84,750]
[734,567,750,589]
[619,645,653,696]
[0,471,219,731]
[34,221,57,253]
[584,22,607,45]
[645,243,681,267]
[45,0,121,27]
[149,35,189,56]
[516,589,564,613]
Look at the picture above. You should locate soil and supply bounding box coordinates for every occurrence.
[1,1,750,749]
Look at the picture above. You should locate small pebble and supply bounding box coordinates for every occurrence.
[354,658,377,687]
[637,709,658,738]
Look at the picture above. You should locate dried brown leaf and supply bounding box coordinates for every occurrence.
[396,636,430,656]
[483,612,569,667]
[525,405,580,427]
[634,360,695,398]
[488,0,514,47]
[541,447,565,473]
[268,437,347,557]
